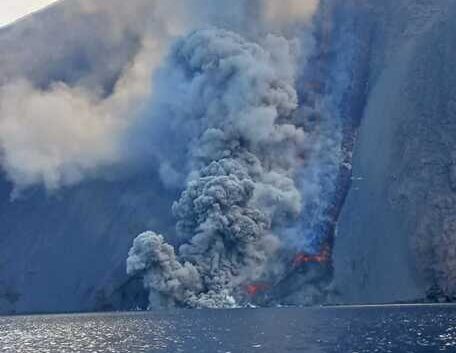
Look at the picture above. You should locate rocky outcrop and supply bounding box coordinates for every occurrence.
[333,0,456,303]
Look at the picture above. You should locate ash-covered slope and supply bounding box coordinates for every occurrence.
[333,0,456,304]
[0,174,175,314]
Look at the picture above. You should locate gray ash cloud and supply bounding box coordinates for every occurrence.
[127,29,306,307]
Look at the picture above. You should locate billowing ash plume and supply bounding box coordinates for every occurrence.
[127,29,305,307]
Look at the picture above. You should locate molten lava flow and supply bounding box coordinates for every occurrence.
[245,282,269,297]
[292,245,331,267]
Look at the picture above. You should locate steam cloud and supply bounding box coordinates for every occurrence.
[0,0,173,194]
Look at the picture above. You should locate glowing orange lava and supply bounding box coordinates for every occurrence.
[292,245,331,267]
[245,283,269,296]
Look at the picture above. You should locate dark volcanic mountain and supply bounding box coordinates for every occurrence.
[0,0,454,314]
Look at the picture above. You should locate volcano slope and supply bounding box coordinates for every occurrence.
[0,0,455,314]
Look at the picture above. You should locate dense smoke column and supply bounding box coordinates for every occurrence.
[127,29,306,308]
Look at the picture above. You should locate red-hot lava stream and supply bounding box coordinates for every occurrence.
[244,244,333,298]
[243,1,362,301]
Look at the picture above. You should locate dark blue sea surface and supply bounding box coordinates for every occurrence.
[1,305,455,353]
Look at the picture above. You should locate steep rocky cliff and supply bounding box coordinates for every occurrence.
[333,0,456,304]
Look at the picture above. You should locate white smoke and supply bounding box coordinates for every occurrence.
[0,0,173,194]
[0,80,120,191]
[0,34,167,195]
[263,0,319,26]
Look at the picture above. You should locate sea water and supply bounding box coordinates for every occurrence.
[1,305,455,353]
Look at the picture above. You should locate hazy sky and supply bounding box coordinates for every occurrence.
[0,0,60,27]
